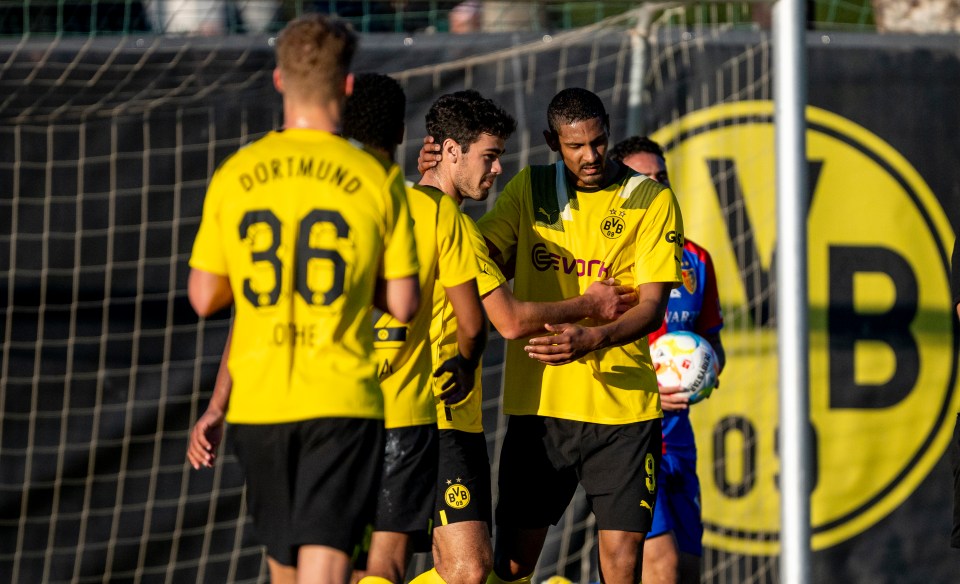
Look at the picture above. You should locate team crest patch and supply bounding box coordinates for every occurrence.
[443,481,471,509]
[681,266,697,294]
[601,210,626,239]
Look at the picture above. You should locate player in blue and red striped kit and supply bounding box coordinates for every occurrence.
[610,136,726,584]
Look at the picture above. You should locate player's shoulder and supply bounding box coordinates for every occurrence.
[212,131,278,174]
[502,164,535,191]
[408,182,445,207]
[619,168,671,210]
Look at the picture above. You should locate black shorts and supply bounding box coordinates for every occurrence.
[375,424,438,546]
[435,429,492,529]
[495,415,661,533]
[230,417,384,566]
[952,413,960,548]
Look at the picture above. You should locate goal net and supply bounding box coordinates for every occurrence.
[1,2,791,582]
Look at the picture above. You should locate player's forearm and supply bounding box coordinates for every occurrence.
[703,332,727,372]
[455,320,487,366]
[207,327,234,416]
[488,293,592,340]
[586,296,666,352]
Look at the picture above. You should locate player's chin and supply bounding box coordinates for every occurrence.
[578,172,603,187]
[466,186,491,201]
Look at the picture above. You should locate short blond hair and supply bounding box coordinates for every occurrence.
[276,13,357,103]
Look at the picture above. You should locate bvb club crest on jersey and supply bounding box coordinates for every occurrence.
[601,209,626,239]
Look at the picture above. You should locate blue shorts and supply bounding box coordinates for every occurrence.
[648,452,703,556]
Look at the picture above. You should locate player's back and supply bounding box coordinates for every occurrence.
[192,129,416,424]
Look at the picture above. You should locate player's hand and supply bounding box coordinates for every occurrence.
[433,354,477,406]
[658,382,690,412]
[524,323,601,365]
[187,407,225,469]
[417,135,441,175]
[583,278,638,321]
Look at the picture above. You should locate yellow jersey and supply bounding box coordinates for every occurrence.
[374,184,479,429]
[430,204,508,433]
[477,162,683,424]
[189,129,419,424]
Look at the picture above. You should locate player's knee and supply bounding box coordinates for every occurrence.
[642,551,678,584]
[640,534,681,584]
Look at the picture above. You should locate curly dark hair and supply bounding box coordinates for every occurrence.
[546,87,608,134]
[425,90,517,153]
[342,73,406,153]
[608,136,665,162]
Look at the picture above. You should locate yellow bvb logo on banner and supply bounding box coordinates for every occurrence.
[652,102,958,554]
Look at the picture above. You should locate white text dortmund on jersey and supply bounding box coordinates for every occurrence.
[238,157,362,194]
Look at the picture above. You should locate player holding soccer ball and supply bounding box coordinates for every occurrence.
[610,136,726,584]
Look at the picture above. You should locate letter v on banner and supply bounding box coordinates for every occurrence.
[651,101,959,554]
[705,157,822,327]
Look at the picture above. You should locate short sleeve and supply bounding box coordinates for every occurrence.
[694,246,724,335]
[436,195,480,289]
[477,167,528,266]
[381,166,420,280]
[633,187,684,286]
[463,214,507,297]
[188,171,229,276]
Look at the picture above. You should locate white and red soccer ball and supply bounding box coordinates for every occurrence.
[650,331,720,404]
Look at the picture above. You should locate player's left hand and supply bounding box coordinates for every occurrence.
[187,407,225,469]
[433,354,477,405]
[658,382,689,411]
[524,323,601,365]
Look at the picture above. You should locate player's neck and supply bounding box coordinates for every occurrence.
[565,158,624,191]
[419,169,463,205]
[282,99,341,134]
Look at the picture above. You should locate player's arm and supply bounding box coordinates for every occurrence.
[482,280,636,340]
[188,268,233,317]
[702,331,726,373]
[481,238,637,339]
[524,281,671,365]
[378,275,420,324]
[434,279,488,405]
[379,168,421,324]
[188,325,233,469]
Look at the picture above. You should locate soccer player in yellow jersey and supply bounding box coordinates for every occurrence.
[477,88,685,584]
[341,74,487,584]
[411,91,638,584]
[185,15,420,584]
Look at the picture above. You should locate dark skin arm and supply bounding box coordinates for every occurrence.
[524,281,672,365]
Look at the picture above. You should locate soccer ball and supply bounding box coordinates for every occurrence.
[650,331,720,404]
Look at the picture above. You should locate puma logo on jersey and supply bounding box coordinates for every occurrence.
[537,207,559,224]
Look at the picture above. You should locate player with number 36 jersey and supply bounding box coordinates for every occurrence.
[190,130,419,425]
